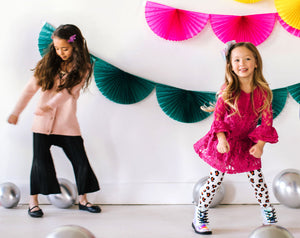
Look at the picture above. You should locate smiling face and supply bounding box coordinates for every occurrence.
[53,36,73,61]
[230,46,257,82]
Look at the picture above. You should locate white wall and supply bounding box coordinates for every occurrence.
[0,0,299,205]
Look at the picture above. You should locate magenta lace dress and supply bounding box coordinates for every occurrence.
[194,88,278,174]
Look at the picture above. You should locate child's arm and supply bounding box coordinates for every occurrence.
[249,140,266,158]
[248,94,278,155]
[8,76,40,125]
[216,132,230,153]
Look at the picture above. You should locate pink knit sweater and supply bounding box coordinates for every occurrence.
[194,87,278,174]
[11,75,86,136]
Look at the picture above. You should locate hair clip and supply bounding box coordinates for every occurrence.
[68,34,76,43]
[221,40,236,60]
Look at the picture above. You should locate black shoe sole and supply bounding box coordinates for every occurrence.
[28,209,44,218]
[78,204,101,213]
[192,223,212,235]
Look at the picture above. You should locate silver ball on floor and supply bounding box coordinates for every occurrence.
[46,225,95,238]
[0,182,21,208]
[249,225,294,238]
[192,176,225,208]
[47,178,77,209]
[273,169,300,208]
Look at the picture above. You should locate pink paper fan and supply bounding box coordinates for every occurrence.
[278,14,300,38]
[210,13,277,46]
[145,1,209,41]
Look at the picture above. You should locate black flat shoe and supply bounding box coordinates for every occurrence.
[28,206,44,218]
[79,202,101,213]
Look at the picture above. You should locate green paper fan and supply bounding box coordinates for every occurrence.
[287,83,300,104]
[272,88,288,119]
[90,54,97,63]
[94,57,155,104]
[156,84,216,123]
[38,22,55,57]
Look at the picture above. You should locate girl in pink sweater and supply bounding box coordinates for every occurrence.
[192,42,278,235]
[8,24,100,217]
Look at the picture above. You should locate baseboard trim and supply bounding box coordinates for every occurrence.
[14,181,278,205]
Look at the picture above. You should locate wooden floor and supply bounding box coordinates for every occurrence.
[0,204,299,238]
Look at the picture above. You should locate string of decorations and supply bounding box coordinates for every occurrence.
[233,0,263,3]
[145,1,300,43]
[38,22,300,123]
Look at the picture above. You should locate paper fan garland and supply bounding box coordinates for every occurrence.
[38,22,55,57]
[38,22,155,105]
[94,57,155,104]
[271,88,288,119]
[36,22,300,123]
[275,0,300,30]
[278,14,300,37]
[287,83,300,104]
[209,13,276,46]
[156,84,216,123]
[145,1,209,41]
[234,0,262,3]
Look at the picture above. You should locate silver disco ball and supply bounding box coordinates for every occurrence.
[46,225,95,238]
[0,182,21,208]
[249,225,294,238]
[47,178,77,209]
[273,169,300,208]
[193,176,225,208]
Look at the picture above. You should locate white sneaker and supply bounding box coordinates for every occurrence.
[192,206,212,235]
[261,206,277,225]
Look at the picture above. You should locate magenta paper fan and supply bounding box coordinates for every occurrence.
[145,1,209,41]
[278,14,300,38]
[210,13,277,46]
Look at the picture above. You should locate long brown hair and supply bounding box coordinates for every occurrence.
[34,24,93,93]
[221,42,272,116]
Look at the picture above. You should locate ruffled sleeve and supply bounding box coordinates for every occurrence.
[211,95,230,136]
[248,103,278,144]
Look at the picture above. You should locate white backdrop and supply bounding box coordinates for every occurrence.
[0,0,300,205]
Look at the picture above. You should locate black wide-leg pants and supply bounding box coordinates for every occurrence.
[30,133,100,195]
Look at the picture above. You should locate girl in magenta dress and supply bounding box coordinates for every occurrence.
[192,41,278,235]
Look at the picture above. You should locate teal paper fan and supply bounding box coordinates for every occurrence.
[287,83,300,104]
[156,84,216,123]
[94,57,155,104]
[272,88,288,119]
[38,22,55,57]
[90,54,97,63]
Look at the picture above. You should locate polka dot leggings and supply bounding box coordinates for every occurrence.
[198,168,271,209]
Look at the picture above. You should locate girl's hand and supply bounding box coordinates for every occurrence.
[8,114,18,125]
[217,138,230,153]
[216,132,230,153]
[35,105,53,116]
[249,141,265,158]
[35,105,53,115]
[40,105,53,113]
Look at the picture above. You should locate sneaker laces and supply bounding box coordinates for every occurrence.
[197,208,209,224]
[263,207,277,223]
